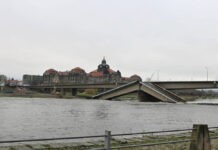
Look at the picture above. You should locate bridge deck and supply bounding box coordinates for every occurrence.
[93,81,185,103]
[26,81,218,90]
[151,81,218,90]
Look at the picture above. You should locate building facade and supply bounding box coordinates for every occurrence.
[23,58,141,86]
[0,75,7,88]
[23,75,43,86]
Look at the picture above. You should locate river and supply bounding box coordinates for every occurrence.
[0,97,218,141]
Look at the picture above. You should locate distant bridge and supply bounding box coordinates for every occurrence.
[151,81,218,90]
[27,83,120,89]
[26,80,218,102]
[27,80,218,90]
[26,83,124,96]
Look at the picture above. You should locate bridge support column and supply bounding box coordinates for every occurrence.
[42,88,46,93]
[52,86,57,94]
[61,88,66,96]
[98,88,106,93]
[49,88,53,93]
[72,88,77,96]
[45,88,51,93]
[138,91,161,102]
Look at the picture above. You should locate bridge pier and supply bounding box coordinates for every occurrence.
[52,87,57,94]
[44,88,52,93]
[98,88,110,93]
[61,88,66,96]
[137,91,161,102]
[72,88,77,96]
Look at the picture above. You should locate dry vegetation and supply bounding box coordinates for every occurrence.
[1,130,218,150]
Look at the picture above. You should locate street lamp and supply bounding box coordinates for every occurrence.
[205,67,208,81]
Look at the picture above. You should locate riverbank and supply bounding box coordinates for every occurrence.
[0,129,218,150]
[1,92,218,102]
[1,86,218,101]
[0,90,85,99]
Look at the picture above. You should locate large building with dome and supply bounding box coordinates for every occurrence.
[23,58,141,86]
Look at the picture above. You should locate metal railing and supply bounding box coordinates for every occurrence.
[0,125,218,150]
[142,82,177,103]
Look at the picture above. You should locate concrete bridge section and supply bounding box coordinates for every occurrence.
[151,81,218,90]
[93,81,185,103]
[27,81,218,99]
[28,81,218,90]
[27,83,120,89]
[26,83,125,96]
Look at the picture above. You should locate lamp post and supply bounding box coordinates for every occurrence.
[205,67,208,81]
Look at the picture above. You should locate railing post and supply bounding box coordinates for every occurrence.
[190,124,211,150]
[104,130,111,150]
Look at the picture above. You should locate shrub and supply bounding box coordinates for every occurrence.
[84,89,98,95]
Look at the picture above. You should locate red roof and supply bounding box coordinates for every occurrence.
[89,70,104,77]
[89,68,116,77]
[71,67,86,73]
[7,80,19,83]
[44,69,57,75]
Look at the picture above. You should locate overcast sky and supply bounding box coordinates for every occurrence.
[0,0,218,81]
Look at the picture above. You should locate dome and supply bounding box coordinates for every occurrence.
[71,67,86,73]
[89,70,104,77]
[44,69,57,75]
[130,74,142,80]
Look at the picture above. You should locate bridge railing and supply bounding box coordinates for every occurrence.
[0,124,218,150]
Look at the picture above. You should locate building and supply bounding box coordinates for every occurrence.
[23,58,141,86]
[6,79,22,87]
[23,75,43,86]
[0,75,7,89]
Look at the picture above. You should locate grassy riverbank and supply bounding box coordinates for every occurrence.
[1,88,218,101]
[1,92,218,102]
[1,130,218,150]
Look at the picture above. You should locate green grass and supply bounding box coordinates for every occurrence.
[181,95,218,101]
[118,94,138,99]
[77,92,95,98]
[4,131,216,150]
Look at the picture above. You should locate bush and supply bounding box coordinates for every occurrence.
[84,89,98,95]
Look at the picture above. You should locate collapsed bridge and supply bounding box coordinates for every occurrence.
[93,80,185,103]
[93,80,218,103]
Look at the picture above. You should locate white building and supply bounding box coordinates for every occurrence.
[0,75,7,90]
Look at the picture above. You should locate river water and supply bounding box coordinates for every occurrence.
[0,97,218,141]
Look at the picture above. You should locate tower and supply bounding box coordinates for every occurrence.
[97,57,110,74]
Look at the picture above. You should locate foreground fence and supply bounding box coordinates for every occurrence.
[0,124,218,150]
[98,124,218,150]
